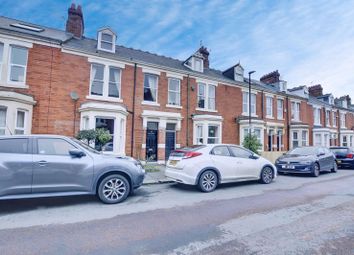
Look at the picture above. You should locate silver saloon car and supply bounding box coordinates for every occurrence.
[0,135,145,204]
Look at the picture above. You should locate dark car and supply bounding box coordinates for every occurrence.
[330,147,354,169]
[0,135,145,204]
[275,146,337,177]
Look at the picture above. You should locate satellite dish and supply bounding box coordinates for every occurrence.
[70,91,79,101]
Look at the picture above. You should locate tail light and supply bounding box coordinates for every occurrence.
[346,153,354,159]
[182,151,202,159]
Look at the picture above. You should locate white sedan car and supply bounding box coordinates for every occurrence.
[165,144,277,192]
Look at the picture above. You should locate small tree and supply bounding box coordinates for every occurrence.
[95,128,112,150]
[242,133,262,155]
[76,129,97,146]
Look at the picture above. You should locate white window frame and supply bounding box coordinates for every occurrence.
[193,120,222,145]
[302,130,308,146]
[88,62,122,101]
[313,107,321,125]
[291,102,300,121]
[340,112,346,128]
[8,45,28,86]
[243,127,263,148]
[325,110,330,127]
[167,78,181,106]
[0,106,6,135]
[197,82,217,111]
[332,111,337,127]
[97,30,116,53]
[0,42,3,81]
[143,73,159,104]
[266,96,273,118]
[242,92,257,116]
[193,57,203,72]
[15,109,26,135]
[277,99,284,119]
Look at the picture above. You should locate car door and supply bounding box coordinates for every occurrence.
[0,138,33,197]
[324,148,334,169]
[32,137,94,193]
[317,147,328,170]
[228,146,260,179]
[209,146,237,181]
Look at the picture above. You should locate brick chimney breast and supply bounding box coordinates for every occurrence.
[308,84,323,97]
[66,3,84,38]
[198,46,209,69]
[260,70,280,84]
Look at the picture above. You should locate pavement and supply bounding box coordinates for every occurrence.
[0,169,354,254]
[143,164,171,184]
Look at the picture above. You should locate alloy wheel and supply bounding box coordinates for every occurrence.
[199,171,218,192]
[102,178,127,201]
[261,167,273,184]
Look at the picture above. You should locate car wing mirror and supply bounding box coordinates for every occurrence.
[69,149,86,158]
[249,154,259,160]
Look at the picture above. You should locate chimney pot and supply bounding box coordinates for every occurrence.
[198,46,209,69]
[66,3,84,38]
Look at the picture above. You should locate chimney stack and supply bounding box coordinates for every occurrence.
[260,70,280,84]
[198,46,210,69]
[308,84,323,97]
[66,3,84,38]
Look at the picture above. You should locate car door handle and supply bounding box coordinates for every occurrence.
[38,160,48,166]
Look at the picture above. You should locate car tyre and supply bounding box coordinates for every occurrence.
[98,174,130,204]
[331,161,338,173]
[312,163,320,177]
[260,166,274,184]
[198,170,218,192]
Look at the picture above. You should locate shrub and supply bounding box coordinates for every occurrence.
[242,133,262,154]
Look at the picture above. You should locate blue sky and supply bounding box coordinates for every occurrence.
[1,0,354,99]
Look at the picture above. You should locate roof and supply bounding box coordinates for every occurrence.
[0,16,72,43]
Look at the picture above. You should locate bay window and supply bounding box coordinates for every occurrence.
[9,46,28,83]
[313,108,321,125]
[196,125,204,144]
[168,78,181,106]
[193,119,222,145]
[340,113,346,128]
[332,112,337,127]
[277,99,283,119]
[292,131,299,148]
[326,110,330,127]
[242,92,256,115]
[302,131,308,146]
[197,83,216,110]
[15,110,26,134]
[144,74,158,102]
[207,125,219,144]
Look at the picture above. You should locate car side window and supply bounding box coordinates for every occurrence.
[229,146,252,159]
[37,138,76,156]
[211,146,231,156]
[0,138,28,154]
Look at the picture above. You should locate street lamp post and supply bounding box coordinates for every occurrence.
[248,71,255,137]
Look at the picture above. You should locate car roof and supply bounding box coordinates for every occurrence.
[0,134,71,139]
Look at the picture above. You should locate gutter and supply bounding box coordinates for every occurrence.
[286,95,290,150]
[186,74,190,146]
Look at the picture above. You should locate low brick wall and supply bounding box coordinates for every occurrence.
[261,151,286,163]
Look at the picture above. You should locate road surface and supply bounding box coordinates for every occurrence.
[0,170,354,254]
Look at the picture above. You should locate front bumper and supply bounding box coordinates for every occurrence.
[336,159,354,168]
[133,172,145,188]
[275,163,314,174]
[165,167,196,185]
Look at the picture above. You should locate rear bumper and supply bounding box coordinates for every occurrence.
[336,159,354,168]
[165,168,196,185]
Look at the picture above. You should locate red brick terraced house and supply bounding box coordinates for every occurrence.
[0,4,353,163]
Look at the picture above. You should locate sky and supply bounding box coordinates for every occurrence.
[1,0,354,99]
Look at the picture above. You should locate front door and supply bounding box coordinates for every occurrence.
[32,138,94,193]
[146,122,158,161]
[165,123,176,160]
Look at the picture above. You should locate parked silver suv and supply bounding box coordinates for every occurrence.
[0,135,145,204]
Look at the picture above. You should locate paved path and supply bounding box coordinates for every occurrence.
[0,170,354,254]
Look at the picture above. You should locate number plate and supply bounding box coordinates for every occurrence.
[282,164,295,169]
[169,160,178,166]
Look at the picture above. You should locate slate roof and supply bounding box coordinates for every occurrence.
[0,16,71,43]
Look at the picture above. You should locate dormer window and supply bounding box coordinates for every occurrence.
[97,28,116,53]
[184,55,204,72]
[194,58,203,72]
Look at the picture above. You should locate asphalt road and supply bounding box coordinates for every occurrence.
[0,170,354,255]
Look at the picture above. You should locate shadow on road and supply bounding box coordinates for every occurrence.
[0,195,99,215]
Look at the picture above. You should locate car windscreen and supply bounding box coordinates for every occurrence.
[288,147,318,156]
[71,138,101,154]
[330,148,349,154]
